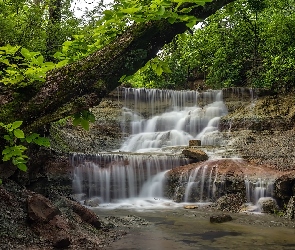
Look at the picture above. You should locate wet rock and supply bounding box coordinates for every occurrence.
[182,148,208,161]
[68,199,101,229]
[27,193,61,223]
[215,193,246,213]
[189,140,201,147]
[274,174,295,203]
[285,196,295,219]
[257,197,279,214]
[210,214,232,223]
[84,197,101,207]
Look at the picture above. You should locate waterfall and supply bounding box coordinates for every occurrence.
[71,88,229,207]
[72,153,189,204]
[244,177,274,205]
[183,163,218,203]
[119,88,228,152]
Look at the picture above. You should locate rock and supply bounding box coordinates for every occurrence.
[189,140,201,147]
[27,193,61,222]
[68,199,101,229]
[84,197,101,207]
[182,148,208,161]
[257,197,279,214]
[210,214,232,223]
[285,196,295,219]
[184,205,198,209]
[215,193,246,213]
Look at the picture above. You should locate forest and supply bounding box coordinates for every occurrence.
[0,0,295,175]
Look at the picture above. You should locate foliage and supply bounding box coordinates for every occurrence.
[72,110,96,131]
[125,0,295,92]
[0,121,50,173]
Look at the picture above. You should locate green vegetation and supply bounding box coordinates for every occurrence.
[1,0,295,177]
[126,0,295,92]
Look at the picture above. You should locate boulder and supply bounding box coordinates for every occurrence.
[215,193,246,213]
[257,197,279,214]
[27,193,61,222]
[210,214,232,223]
[182,148,208,161]
[84,197,101,207]
[189,140,201,147]
[67,199,101,229]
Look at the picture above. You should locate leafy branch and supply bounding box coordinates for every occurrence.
[0,121,50,179]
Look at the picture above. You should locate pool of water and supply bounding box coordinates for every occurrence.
[95,208,295,250]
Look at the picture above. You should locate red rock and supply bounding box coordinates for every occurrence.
[27,193,61,223]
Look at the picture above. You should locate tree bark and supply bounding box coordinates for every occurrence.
[0,0,235,134]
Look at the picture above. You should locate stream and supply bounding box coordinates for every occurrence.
[97,207,295,250]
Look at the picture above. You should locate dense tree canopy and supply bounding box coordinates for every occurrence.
[127,0,295,92]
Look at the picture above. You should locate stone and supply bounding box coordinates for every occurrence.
[27,193,61,223]
[285,196,295,219]
[68,199,101,229]
[215,193,246,213]
[189,140,201,147]
[182,148,208,161]
[210,214,232,223]
[84,197,101,207]
[184,205,198,209]
[257,197,279,214]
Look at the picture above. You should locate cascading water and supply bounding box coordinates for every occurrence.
[119,88,228,152]
[183,164,218,202]
[72,153,189,203]
[244,177,275,211]
[72,88,229,208]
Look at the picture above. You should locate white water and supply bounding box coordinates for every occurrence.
[244,177,275,211]
[71,88,230,208]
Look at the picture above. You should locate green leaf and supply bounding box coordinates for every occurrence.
[155,65,163,76]
[3,135,12,142]
[56,60,69,68]
[157,6,165,16]
[168,17,177,24]
[2,147,11,155]
[80,119,90,131]
[11,121,23,129]
[0,179,2,185]
[20,48,31,60]
[14,129,25,139]
[17,163,27,172]
[120,7,142,14]
[119,75,127,82]
[73,117,82,126]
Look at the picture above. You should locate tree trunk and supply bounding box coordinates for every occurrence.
[0,0,235,136]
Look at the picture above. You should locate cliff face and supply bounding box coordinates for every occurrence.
[220,88,295,171]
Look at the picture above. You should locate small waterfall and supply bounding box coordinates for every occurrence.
[183,164,218,202]
[119,88,228,152]
[72,153,189,204]
[244,177,274,207]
